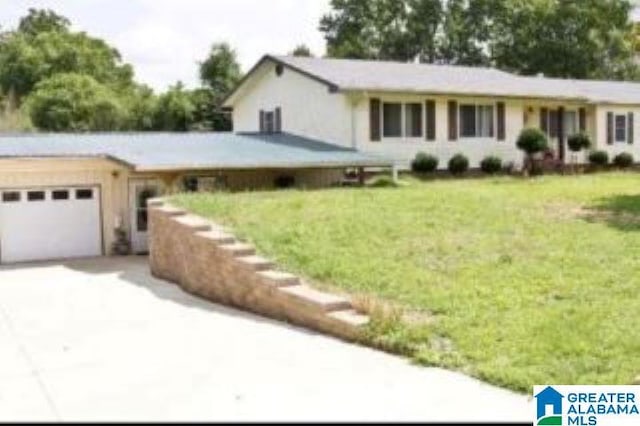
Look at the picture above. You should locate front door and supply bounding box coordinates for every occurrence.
[129,179,162,254]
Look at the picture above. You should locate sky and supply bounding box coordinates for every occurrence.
[0,0,332,91]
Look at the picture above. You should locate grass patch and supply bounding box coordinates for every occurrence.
[171,173,640,392]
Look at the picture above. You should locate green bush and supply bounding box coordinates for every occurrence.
[588,150,609,167]
[411,152,439,174]
[448,153,469,176]
[613,152,634,169]
[516,128,549,155]
[480,156,502,175]
[567,133,592,153]
[367,175,399,188]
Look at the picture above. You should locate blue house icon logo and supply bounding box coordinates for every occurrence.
[535,386,564,425]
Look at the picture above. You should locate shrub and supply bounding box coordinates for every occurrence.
[613,152,634,169]
[567,133,592,153]
[480,156,502,175]
[516,128,549,155]
[411,152,439,174]
[367,175,399,188]
[448,153,469,176]
[588,150,609,167]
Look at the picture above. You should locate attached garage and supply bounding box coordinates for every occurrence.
[0,132,392,265]
[0,186,102,263]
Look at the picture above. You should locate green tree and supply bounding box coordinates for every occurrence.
[491,0,638,80]
[290,44,314,57]
[153,82,196,131]
[26,73,125,131]
[18,8,71,37]
[320,0,378,59]
[121,84,157,131]
[199,42,242,95]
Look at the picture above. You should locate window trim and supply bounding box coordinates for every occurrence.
[404,103,423,138]
[458,103,495,139]
[615,114,627,143]
[382,102,403,138]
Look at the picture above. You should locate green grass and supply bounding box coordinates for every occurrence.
[171,173,640,392]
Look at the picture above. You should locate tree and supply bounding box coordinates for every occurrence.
[320,0,379,59]
[18,8,70,37]
[0,27,134,102]
[199,42,242,95]
[491,0,638,80]
[26,73,125,131]
[121,84,157,131]
[291,44,313,57]
[153,82,196,131]
[516,128,549,175]
[407,0,443,63]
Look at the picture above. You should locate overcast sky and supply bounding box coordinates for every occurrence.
[2,1,640,92]
[1,0,331,91]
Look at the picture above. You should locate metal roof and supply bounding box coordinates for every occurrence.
[0,132,392,171]
[227,55,640,105]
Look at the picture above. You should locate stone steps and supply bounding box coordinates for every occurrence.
[219,242,256,257]
[237,255,274,271]
[174,215,212,232]
[279,284,352,313]
[256,270,300,288]
[194,229,236,245]
[328,309,370,327]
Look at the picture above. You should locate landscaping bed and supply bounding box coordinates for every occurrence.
[171,173,640,392]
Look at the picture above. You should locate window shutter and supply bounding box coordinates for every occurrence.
[275,107,282,133]
[259,110,265,133]
[607,112,614,145]
[425,100,436,141]
[628,112,634,145]
[540,107,548,134]
[448,100,458,141]
[370,98,381,142]
[497,102,506,141]
[579,108,586,132]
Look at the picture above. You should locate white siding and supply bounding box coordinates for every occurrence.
[594,105,640,161]
[233,62,353,147]
[353,94,525,169]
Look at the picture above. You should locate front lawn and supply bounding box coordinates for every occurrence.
[171,173,640,392]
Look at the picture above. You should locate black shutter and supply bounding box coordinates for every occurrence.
[497,102,506,141]
[425,100,436,141]
[607,112,614,145]
[275,107,282,133]
[448,100,458,141]
[540,107,548,134]
[259,110,265,133]
[579,108,586,132]
[628,112,634,145]
[370,98,381,142]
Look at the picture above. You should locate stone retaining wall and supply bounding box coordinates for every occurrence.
[148,199,369,341]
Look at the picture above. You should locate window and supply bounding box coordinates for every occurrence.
[136,187,158,232]
[27,191,45,201]
[76,189,93,200]
[615,115,627,142]
[2,191,20,203]
[459,104,494,138]
[405,103,423,137]
[52,190,69,201]
[264,112,275,133]
[564,111,577,137]
[383,103,402,137]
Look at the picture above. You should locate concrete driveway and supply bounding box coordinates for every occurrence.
[0,257,532,422]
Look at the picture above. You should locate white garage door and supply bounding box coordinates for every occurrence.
[0,187,102,264]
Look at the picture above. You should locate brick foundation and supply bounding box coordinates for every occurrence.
[148,199,369,341]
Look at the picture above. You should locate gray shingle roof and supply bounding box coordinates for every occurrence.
[267,55,640,105]
[0,132,391,171]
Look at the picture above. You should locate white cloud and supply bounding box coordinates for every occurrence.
[0,0,331,91]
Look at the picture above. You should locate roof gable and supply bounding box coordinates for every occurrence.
[226,55,640,105]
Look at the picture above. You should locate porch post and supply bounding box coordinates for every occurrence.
[392,163,399,183]
[357,167,365,186]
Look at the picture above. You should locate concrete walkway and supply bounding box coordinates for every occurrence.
[0,257,532,422]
